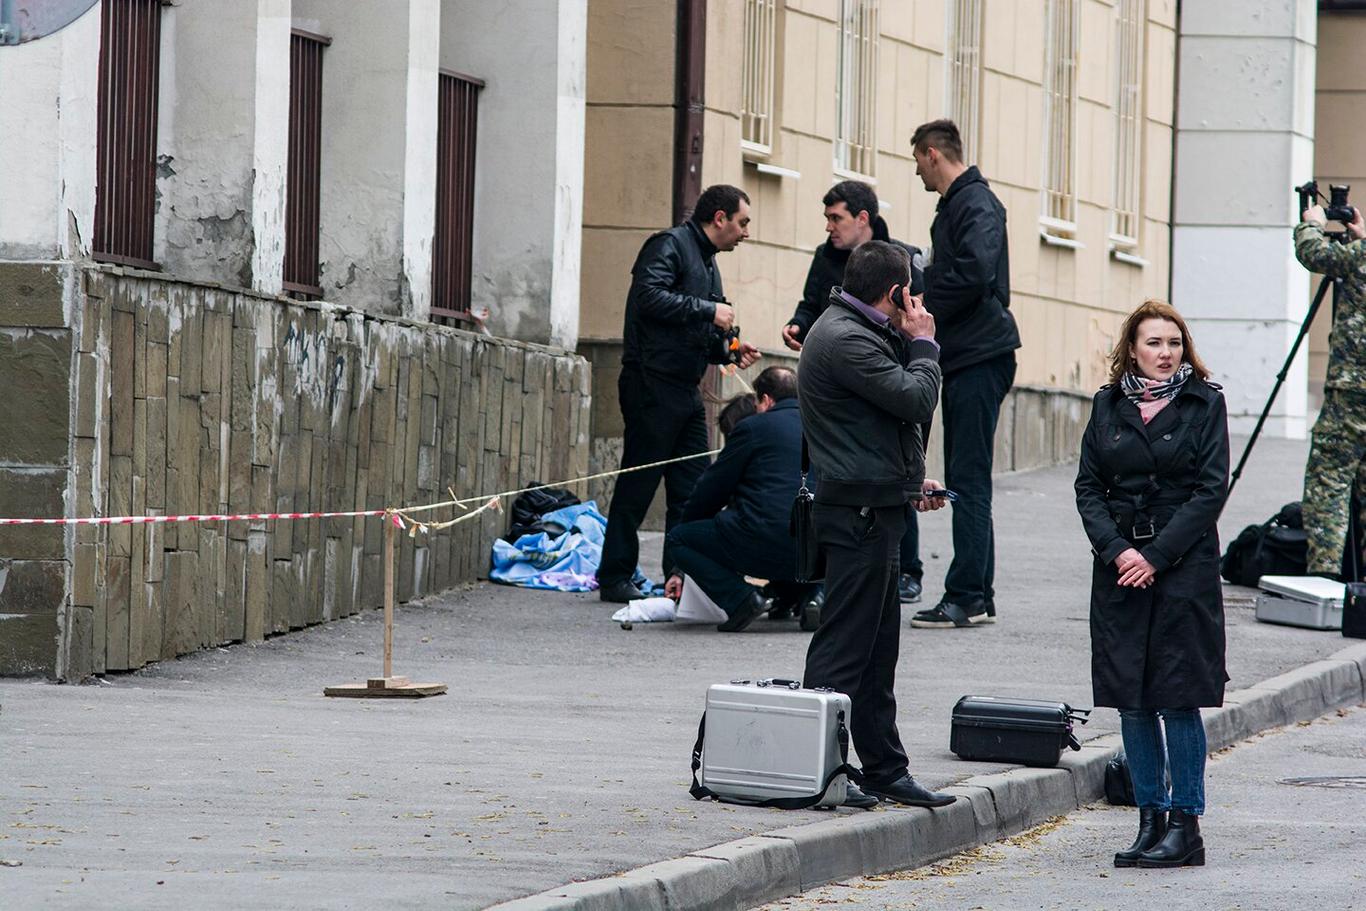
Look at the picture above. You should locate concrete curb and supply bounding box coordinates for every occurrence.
[489,642,1366,911]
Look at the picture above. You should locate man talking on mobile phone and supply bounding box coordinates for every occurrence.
[797,240,956,809]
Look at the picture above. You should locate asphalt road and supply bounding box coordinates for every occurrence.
[0,434,1350,910]
[758,706,1366,911]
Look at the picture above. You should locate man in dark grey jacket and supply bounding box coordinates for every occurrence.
[799,241,956,809]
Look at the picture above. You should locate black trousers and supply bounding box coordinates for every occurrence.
[941,353,1016,605]
[598,370,710,587]
[802,501,909,785]
[667,519,758,616]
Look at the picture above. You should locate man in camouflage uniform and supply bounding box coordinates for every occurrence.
[1294,201,1366,576]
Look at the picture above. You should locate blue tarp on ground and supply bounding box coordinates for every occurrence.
[489,501,606,592]
[489,500,661,594]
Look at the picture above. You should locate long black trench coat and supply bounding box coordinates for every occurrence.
[1074,375,1230,710]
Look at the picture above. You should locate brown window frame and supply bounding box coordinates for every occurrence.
[431,70,484,325]
[283,29,330,300]
[93,0,165,270]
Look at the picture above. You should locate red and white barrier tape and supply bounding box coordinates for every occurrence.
[0,448,723,528]
[0,509,387,527]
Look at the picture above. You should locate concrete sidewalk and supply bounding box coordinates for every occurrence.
[0,434,1358,911]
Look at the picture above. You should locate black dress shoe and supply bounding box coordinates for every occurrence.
[842,782,879,809]
[798,589,824,632]
[862,774,957,808]
[717,590,767,632]
[897,574,923,604]
[909,600,987,628]
[598,579,645,603]
[1137,809,1204,868]
[1114,808,1168,867]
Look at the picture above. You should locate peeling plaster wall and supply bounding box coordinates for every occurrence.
[0,2,100,259]
[293,0,432,317]
[0,264,592,680]
[153,0,290,292]
[441,0,587,347]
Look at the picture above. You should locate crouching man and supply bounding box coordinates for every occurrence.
[665,366,811,632]
[798,240,956,809]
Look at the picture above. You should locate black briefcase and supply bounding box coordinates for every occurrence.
[1344,582,1366,639]
[791,436,825,583]
[950,696,1089,768]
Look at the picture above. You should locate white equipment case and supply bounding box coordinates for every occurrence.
[689,679,853,809]
[1255,575,1345,630]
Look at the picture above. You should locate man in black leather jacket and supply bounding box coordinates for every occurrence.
[598,185,762,603]
[798,240,955,810]
[782,180,931,607]
[908,119,1021,629]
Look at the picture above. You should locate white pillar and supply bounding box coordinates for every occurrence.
[154,0,291,293]
[441,0,586,348]
[1171,0,1318,438]
[0,2,100,259]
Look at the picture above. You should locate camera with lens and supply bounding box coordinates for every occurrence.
[1296,180,1355,224]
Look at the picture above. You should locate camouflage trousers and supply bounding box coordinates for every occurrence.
[1303,388,1366,575]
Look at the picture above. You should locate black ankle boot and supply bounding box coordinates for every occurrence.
[1137,809,1205,867]
[1114,808,1167,867]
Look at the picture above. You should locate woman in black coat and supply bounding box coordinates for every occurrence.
[1075,300,1229,870]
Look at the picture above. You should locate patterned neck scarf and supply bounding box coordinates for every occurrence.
[1121,362,1193,424]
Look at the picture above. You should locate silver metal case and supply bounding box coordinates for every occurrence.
[1255,575,1344,630]
[700,680,851,807]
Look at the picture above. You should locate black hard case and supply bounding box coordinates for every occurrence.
[949,695,1087,767]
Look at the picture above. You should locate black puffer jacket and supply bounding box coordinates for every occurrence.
[924,167,1020,375]
[621,221,731,386]
[786,217,924,344]
[798,291,941,506]
[1075,375,1230,710]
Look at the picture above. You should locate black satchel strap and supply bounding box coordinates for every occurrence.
[689,708,862,809]
[800,434,810,481]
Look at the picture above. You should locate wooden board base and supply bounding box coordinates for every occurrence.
[323,680,448,698]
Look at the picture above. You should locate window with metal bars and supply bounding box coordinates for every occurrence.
[93,0,163,269]
[1111,0,1145,255]
[1041,0,1079,244]
[946,0,983,166]
[834,0,878,179]
[741,0,777,158]
[284,29,329,299]
[431,71,483,324]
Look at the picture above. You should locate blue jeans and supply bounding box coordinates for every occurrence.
[1119,708,1206,815]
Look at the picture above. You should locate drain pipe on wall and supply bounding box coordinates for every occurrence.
[672,0,706,225]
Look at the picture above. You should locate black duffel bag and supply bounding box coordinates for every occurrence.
[1220,502,1307,587]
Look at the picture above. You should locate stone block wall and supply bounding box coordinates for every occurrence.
[0,263,74,676]
[0,263,591,680]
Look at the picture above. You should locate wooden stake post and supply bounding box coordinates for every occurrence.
[324,512,447,698]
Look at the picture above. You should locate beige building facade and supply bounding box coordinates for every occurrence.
[582,0,1179,475]
[1308,9,1366,407]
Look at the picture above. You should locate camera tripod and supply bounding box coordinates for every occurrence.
[1227,205,1361,582]
[1227,270,1340,498]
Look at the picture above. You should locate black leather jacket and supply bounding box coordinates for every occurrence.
[785,216,925,344]
[621,221,732,386]
[924,167,1020,375]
